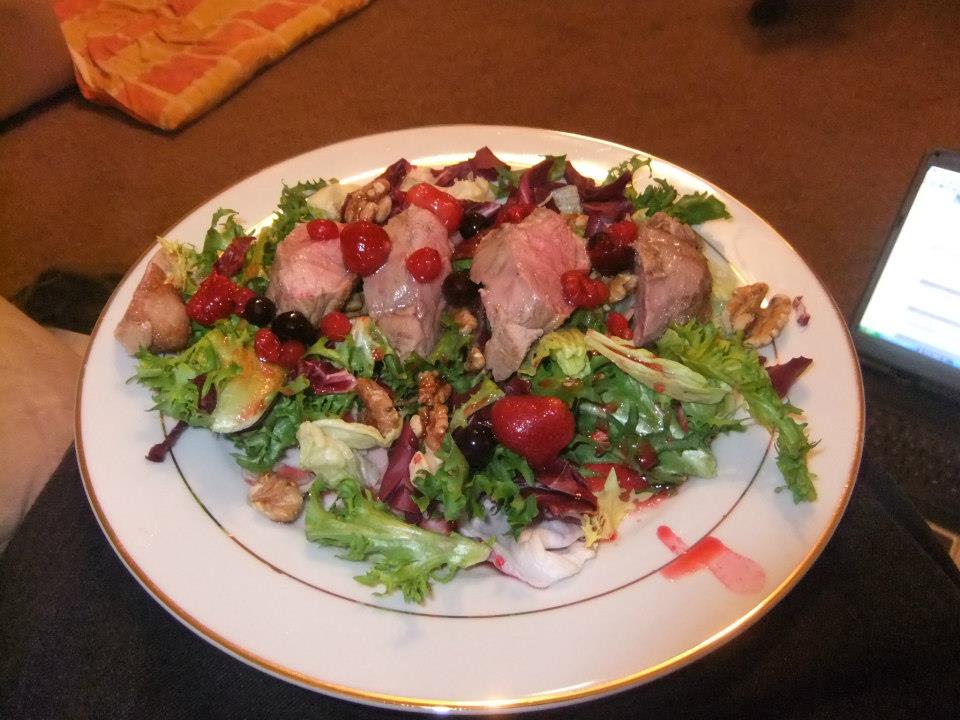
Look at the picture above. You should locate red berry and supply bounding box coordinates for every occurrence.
[403,183,463,232]
[319,311,352,342]
[606,311,632,340]
[306,219,339,241]
[186,272,240,326]
[277,340,306,368]
[560,270,608,309]
[589,230,636,276]
[254,328,281,363]
[405,247,443,282]
[490,395,575,469]
[583,279,609,308]
[340,221,391,276]
[636,440,658,469]
[213,236,254,277]
[233,287,256,314]
[496,201,534,225]
[606,220,638,245]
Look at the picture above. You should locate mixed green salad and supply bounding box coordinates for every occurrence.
[120,148,816,603]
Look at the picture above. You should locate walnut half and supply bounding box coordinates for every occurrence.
[248,473,304,523]
[726,282,792,347]
[356,378,402,439]
[417,371,452,452]
[342,176,392,223]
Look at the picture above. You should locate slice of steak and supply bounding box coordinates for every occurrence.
[363,206,452,358]
[266,223,355,325]
[471,208,589,380]
[632,212,712,346]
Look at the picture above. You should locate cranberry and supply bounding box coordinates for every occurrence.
[405,247,443,282]
[606,220,638,245]
[213,236,254,277]
[277,340,306,369]
[340,221,391,276]
[186,272,241,326]
[560,270,608,309]
[320,311,352,342]
[589,230,636,276]
[254,328,281,363]
[606,311,632,340]
[496,201,533,225]
[306,219,339,241]
[403,184,463,232]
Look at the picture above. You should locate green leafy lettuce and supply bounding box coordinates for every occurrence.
[304,477,490,603]
[657,321,817,502]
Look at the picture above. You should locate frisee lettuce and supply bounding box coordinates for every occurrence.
[657,321,817,502]
[304,477,490,604]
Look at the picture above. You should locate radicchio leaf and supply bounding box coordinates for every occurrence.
[766,356,813,398]
[378,421,421,521]
[535,460,597,509]
[433,146,511,186]
[298,358,357,395]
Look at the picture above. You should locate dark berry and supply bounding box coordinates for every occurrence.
[459,211,493,239]
[242,296,276,326]
[441,270,480,306]
[271,310,317,345]
[453,413,497,470]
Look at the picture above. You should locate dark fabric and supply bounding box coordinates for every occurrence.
[1,451,957,719]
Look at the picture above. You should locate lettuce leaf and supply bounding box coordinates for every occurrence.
[304,478,490,604]
[521,329,589,378]
[657,321,817,502]
[581,468,632,547]
[412,434,469,521]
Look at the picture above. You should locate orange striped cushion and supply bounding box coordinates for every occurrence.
[55,0,371,130]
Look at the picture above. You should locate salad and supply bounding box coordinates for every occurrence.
[116,147,816,603]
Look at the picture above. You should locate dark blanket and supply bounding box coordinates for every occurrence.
[1,451,957,719]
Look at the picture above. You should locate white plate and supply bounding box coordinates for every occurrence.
[76,126,863,712]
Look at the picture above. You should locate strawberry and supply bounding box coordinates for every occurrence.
[490,395,575,468]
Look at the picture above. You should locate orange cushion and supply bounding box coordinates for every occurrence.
[55,0,371,130]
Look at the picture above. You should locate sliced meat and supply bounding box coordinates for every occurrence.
[471,208,589,380]
[363,206,452,357]
[115,250,190,354]
[265,223,355,325]
[632,211,712,346]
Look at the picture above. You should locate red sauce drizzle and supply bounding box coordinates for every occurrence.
[656,525,765,594]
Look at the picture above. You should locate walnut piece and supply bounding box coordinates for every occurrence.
[563,213,588,235]
[606,272,637,304]
[465,346,485,371]
[727,283,792,347]
[726,282,768,332]
[451,307,478,335]
[417,371,452,452]
[356,378,402,439]
[248,473,303,523]
[745,295,792,347]
[342,176,392,223]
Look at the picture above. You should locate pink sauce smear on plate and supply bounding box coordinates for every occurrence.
[657,525,766,594]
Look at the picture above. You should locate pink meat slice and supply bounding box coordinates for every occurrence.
[266,223,356,325]
[471,208,589,380]
[363,206,452,358]
[115,250,190,354]
[632,212,712,346]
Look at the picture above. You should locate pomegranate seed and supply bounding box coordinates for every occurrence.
[306,219,339,241]
[405,247,443,282]
[254,328,281,363]
[320,311,352,342]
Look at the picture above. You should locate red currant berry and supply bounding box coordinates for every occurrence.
[340,221,391,276]
[405,247,443,282]
[319,311,352,342]
[606,311,632,339]
[306,219,339,241]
